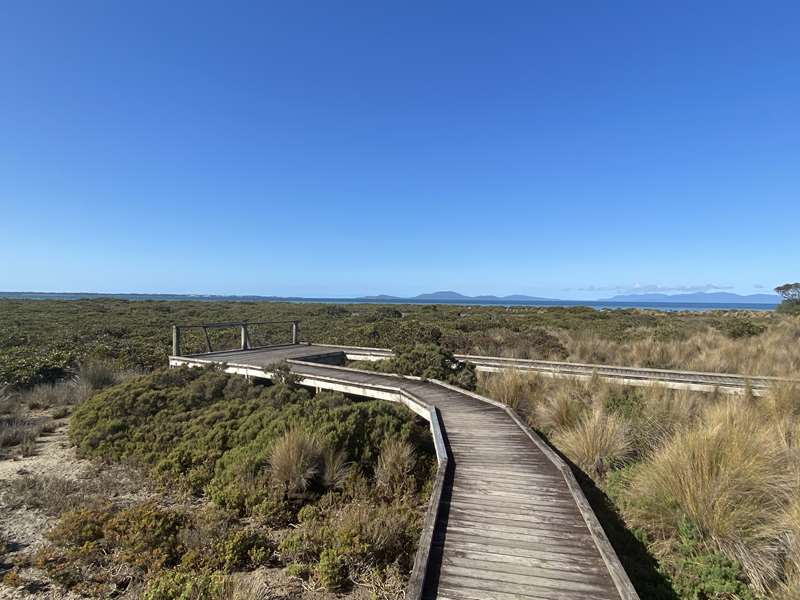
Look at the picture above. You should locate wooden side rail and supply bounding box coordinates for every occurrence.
[171,320,300,355]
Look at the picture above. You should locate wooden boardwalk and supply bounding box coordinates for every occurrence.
[171,344,638,600]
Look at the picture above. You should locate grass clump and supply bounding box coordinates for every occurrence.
[19,380,90,410]
[268,428,326,501]
[553,408,632,478]
[375,438,416,499]
[0,415,41,448]
[616,398,796,594]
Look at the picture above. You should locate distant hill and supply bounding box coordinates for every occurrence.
[412,291,552,301]
[414,291,470,300]
[601,292,780,304]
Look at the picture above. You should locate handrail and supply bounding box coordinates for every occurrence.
[173,320,299,328]
[171,320,300,355]
[310,342,799,391]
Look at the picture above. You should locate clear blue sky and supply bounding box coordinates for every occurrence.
[1,2,798,299]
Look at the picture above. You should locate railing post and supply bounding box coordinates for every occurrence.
[172,325,181,356]
[292,321,299,344]
[241,324,249,350]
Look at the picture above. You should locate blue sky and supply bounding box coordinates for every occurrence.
[1,2,798,299]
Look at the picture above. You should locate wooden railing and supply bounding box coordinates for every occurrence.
[171,320,299,356]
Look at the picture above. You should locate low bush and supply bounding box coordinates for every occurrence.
[279,498,422,587]
[3,475,83,515]
[0,347,73,387]
[60,365,433,595]
[358,343,477,390]
[40,500,275,596]
[142,569,226,600]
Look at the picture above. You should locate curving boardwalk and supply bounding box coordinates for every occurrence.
[170,344,638,600]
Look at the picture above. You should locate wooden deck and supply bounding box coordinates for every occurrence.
[171,344,638,600]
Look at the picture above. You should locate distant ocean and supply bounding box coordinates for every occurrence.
[0,292,777,312]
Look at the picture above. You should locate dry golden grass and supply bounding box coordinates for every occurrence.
[619,395,799,594]
[375,439,415,499]
[479,368,800,596]
[552,408,632,478]
[269,429,324,498]
[477,368,544,414]
[534,380,592,433]
[563,316,800,377]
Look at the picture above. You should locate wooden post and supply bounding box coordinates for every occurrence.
[172,325,181,356]
[292,321,299,344]
[203,326,213,353]
[241,324,249,350]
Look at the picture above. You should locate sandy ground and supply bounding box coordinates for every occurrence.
[0,421,86,599]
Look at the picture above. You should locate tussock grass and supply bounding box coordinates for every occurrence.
[218,575,271,600]
[479,369,800,596]
[616,393,800,595]
[79,360,120,390]
[269,429,325,500]
[0,385,17,415]
[477,368,543,413]
[553,408,632,478]
[563,317,800,377]
[535,379,593,433]
[4,474,84,515]
[0,416,41,448]
[19,380,91,410]
[375,439,415,499]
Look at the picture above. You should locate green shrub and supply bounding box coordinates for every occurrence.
[105,502,187,571]
[603,386,644,420]
[317,547,348,590]
[143,569,225,600]
[0,347,73,387]
[71,367,430,506]
[47,505,112,548]
[668,520,755,600]
[363,343,477,390]
[716,319,767,340]
[213,528,273,571]
[777,299,800,315]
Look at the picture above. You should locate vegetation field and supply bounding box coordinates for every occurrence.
[2,298,800,599]
[1,364,434,598]
[2,298,799,388]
